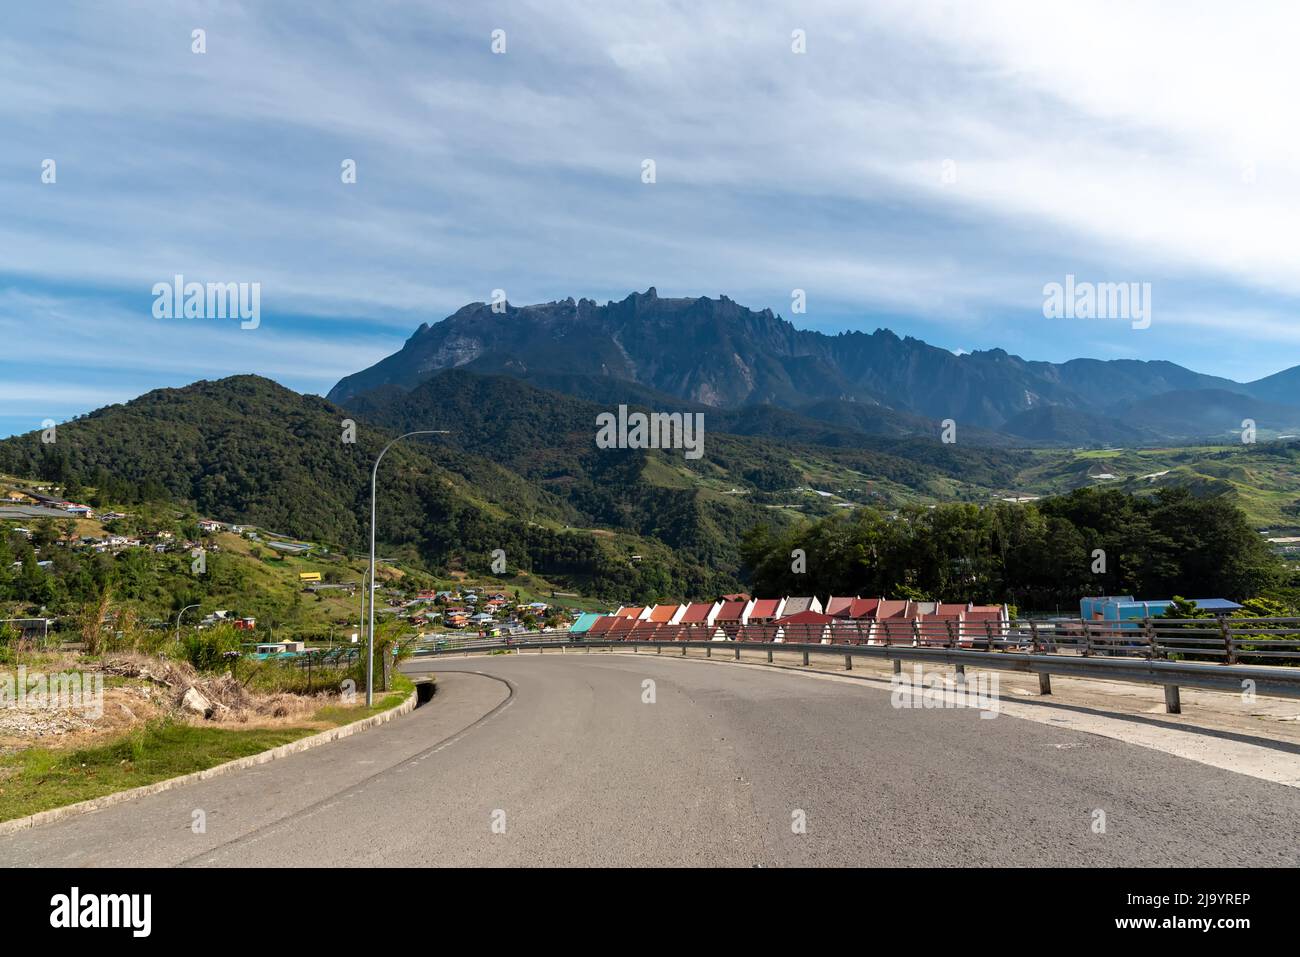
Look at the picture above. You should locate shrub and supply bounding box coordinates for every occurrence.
[177,624,244,672]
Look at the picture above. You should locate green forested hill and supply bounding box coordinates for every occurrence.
[0,376,758,600]
[3,372,1295,606]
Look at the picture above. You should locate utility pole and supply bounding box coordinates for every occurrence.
[367,430,449,706]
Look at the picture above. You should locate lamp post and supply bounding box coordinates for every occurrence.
[176,603,200,643]
[367,430,448,706]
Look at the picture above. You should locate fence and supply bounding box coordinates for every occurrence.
[412,617,1300,714]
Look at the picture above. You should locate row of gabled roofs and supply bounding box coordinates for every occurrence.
[599,597,1007,629]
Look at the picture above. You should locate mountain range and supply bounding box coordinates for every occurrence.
[328,289,1300,445]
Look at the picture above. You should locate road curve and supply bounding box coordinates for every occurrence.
[3,652,1299,866]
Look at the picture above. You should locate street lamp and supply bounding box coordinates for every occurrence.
[367,430,449,706]
[176,603,200,643]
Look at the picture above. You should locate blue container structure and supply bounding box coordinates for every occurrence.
[1080,596,1242,630]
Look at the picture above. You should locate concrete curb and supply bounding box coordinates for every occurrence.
[0,688,419,838]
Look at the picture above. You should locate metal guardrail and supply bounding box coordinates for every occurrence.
[412,618,1300,714]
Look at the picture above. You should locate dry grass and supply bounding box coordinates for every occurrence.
[99,653,326,724]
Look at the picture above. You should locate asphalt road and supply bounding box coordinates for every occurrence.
[3,652,1299,866]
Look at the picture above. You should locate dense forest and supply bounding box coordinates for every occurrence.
[739,487,1292,613]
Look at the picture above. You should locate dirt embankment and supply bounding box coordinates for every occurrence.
[1,653,347,753]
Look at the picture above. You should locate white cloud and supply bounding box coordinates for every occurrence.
[0,0,1297,402]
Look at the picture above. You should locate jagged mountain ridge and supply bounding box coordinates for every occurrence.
[328,289,1300,443]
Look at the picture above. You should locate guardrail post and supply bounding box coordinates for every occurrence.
[844,654,852,671]
[767,647,773,663]
[1221,617,1236,665]
[735,644,740,660]
[681,643,687,656]
[802,649,810,666]
[706,644,712,658]
[634,642,638,653]
[1164,684,1181,714]
[892,657,901,674]
[1038,672,1051,695]
[585,642,590,653]
[657,643,661,655]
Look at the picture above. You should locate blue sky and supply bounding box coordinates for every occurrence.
[3,1,1299,438]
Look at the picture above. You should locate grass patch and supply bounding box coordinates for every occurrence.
[311,674,414,725]
[0,721,311,822]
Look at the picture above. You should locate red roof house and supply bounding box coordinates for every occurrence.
[824,595,856,618]
[847,597,883,619]
[775,610,836,644]
[747,598,785,622]
[678,601,721,627]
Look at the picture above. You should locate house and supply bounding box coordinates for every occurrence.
[1081,596,1243,629]
[266,540,311,554]
[612,605,650,620]
[712,598,751,637]
[677,601,722,629]
[63,504,93,517]
[197,519,224,532]
[915,606,963,646]
[255,640,304,656]
[824,596,856,618]
[569,612,602,634]
[645,603,683,624]
[746,597,785,623]
[775,610,836,644]
[846,597,883,620]
[780,596,823,617]
[609,616,639,638]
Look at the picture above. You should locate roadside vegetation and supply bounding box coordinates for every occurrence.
[0,675,413,823]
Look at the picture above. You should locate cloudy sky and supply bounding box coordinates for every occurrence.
[3,1,1298,437]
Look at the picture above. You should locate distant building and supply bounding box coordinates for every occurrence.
[1081,595,1243,626]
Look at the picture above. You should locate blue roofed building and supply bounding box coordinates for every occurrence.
[1081,596,1243,629]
